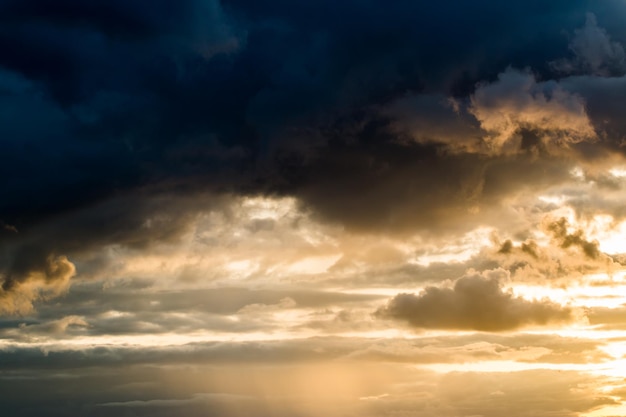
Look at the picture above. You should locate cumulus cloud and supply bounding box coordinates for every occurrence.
[0,254,75,315]
[376,270,573,331]
[469,68,596,153]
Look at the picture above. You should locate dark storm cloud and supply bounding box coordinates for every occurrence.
[551,13,626,76]
[3,0,626,309]
[0,0,600,224]
[377,270,573,331]
[277,119,577,233]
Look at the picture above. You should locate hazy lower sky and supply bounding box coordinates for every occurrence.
[3,1,626,416]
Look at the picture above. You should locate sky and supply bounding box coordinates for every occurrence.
[4,1,626,416]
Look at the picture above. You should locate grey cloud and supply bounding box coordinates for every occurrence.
[377,270,573,331]
[0,333,608,369]
[561,74,626,154]
[552,13,626,76]
[301,308,384,333]
[16,315,88,336]
[284,123,575,235]
[0,285,383,337]
[51,285,382,316]
[383,94,482,152]
[546,217,603,259]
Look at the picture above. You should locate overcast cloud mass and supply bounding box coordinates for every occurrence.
[3,1,626,416]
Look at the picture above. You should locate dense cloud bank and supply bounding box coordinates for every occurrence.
[2,0,626,297]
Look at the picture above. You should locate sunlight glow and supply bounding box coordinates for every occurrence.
[241,196,297,220]
[609,167,626,178]
[285,254,342,274]
[412,227,494,266]
[425,360,598,374]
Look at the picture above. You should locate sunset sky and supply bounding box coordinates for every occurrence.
[4,1,626,416]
